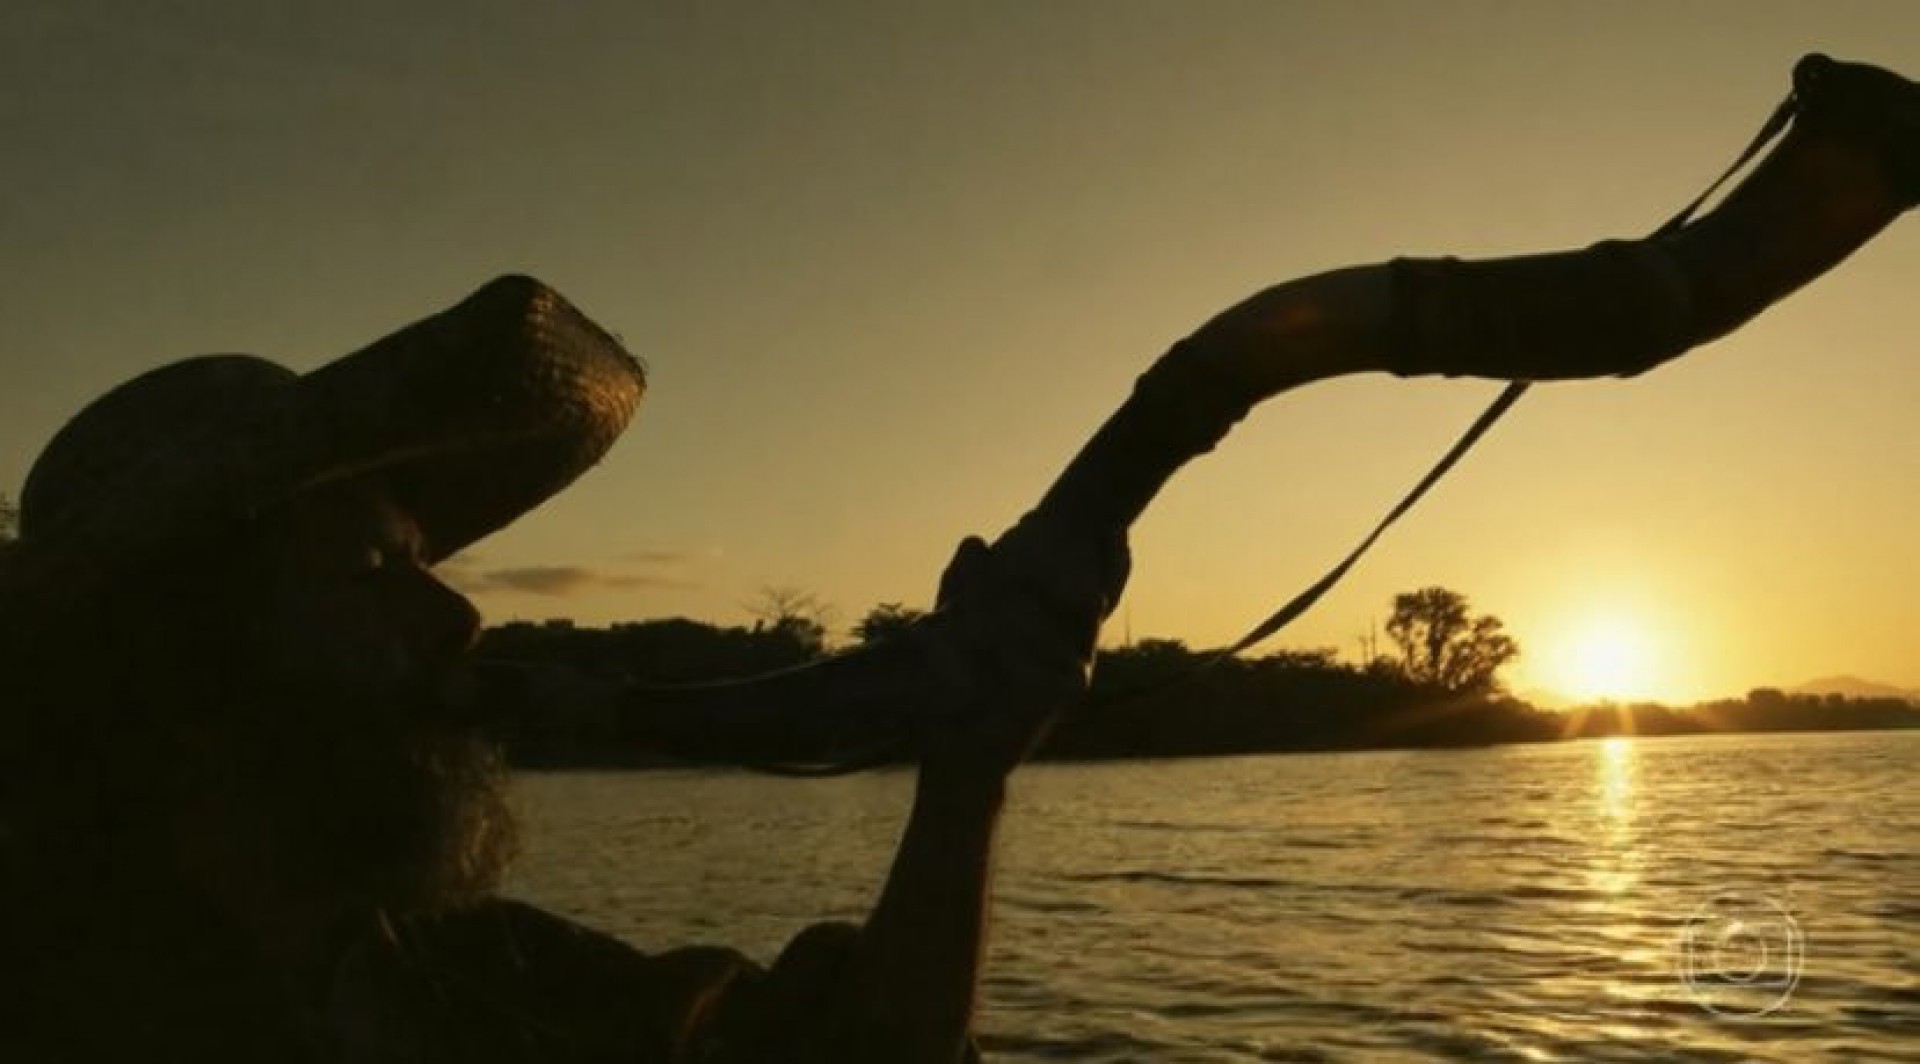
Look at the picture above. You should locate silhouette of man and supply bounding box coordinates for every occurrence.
[0,51,1912,1064]
[0,274,1125,1062]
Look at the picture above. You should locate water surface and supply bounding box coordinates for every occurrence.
[508,731,1917,1062]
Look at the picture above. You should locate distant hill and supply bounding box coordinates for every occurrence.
[1791,675,1920,704]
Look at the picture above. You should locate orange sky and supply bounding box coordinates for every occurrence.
[3,3,1916,704]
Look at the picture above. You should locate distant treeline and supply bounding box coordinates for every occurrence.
[477,618,1920,767]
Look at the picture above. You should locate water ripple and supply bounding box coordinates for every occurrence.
[510,730,1918,1063]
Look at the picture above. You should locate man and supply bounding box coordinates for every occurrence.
[1,52,1912,1064]
[0,274,1124,1062]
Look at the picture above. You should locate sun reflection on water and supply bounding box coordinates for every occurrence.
[1598,737,1634,823]
[1589,737,1641,898]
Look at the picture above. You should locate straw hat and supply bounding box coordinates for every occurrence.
[0,272,915,773]
[6,275,645,599]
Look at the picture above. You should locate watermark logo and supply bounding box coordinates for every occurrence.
[1677,891,1804,1017]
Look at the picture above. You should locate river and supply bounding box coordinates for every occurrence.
[506,730,1917,1062]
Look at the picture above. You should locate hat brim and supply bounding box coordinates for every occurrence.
[290,275,646,564]
[8,275,645,596]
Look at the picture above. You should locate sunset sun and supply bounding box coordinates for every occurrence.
[1556,617,1659,702]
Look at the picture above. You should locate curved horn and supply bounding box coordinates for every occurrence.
[483,49,1899,770]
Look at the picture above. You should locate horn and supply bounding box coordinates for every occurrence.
[477,52,1919,772]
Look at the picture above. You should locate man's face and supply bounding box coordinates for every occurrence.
[198,480,517,914]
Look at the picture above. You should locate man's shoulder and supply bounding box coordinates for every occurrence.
[388,897,757,985]
[329,898,762,1061]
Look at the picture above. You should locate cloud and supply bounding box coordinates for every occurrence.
[469,566,597,597]
[620,549,690,564]
[603,572,699,592]
[620,547,726,565]
[439,553,703,598]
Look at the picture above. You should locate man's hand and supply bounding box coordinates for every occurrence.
[825,516,1125,1061]
[913,514,1130,781]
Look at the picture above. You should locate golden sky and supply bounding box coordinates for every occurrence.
[3,2,1916,704]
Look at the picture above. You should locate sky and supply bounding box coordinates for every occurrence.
[3,1,1916,705]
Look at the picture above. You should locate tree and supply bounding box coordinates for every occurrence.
[1384,586,1519,692]
[745,585,834,658]
[853,602,926,646]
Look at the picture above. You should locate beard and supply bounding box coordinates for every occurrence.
[35,551,523,918]
[221,675,522,917]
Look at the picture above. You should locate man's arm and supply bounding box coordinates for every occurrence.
[825,527,1123,1061]
[843,760,1005,1060]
